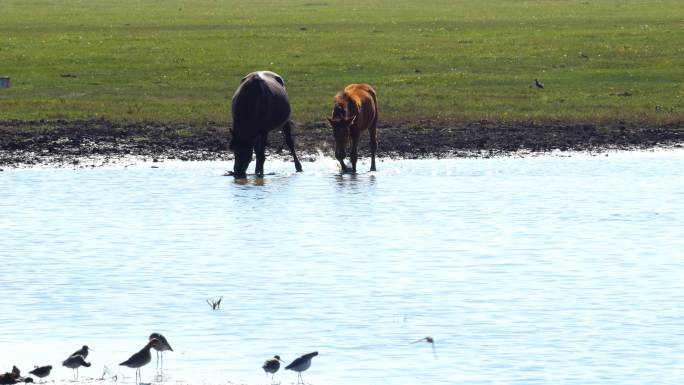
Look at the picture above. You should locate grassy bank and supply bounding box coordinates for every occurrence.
[0,0,682,124]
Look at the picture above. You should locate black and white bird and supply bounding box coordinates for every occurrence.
[534,78,544,89]
[262,355,282,384]
[28,365,52,381]
[149,333,173,370]
[285,351,318,384]
[70,345,91,359]
[120,338,158,384]
[62,355,91,380]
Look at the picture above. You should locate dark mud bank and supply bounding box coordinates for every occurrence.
[1,119,683,167]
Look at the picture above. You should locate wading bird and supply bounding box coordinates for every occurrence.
[28,366,51,382]
[262,355,282,384]
[285,351,318,384]
[62,355,90,380]
[149,333,173,370]
[120,338,158,385]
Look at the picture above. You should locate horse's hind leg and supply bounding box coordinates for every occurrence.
[369,116,378,172]
[283,120,303,172]
[255,133,267,177]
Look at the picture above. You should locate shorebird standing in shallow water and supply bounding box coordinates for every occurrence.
[62,355,91,381]
[261,355,282,384]
[285,351,318,384]
[120,338,158,385]
[29,365,52,382]
[149,333,173,370]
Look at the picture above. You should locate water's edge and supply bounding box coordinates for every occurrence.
[1,120,682,168]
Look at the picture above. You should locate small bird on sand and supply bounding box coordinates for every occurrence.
[285,351,318,384]
[149,333,173,370]
[534,79,544,89]
[62,355,91,380]
[262,355,282,383]
[70,345,91,359]
[28,366,51,381]
[120,338,158,384]
[1,366,21,384]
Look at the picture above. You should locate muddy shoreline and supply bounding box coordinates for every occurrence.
[1,119,683,168]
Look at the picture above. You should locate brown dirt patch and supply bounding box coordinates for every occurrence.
[1,119,682,168]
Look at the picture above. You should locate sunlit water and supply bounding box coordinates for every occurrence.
[1,150,684,385]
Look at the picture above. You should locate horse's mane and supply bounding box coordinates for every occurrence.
[335,84,376,116]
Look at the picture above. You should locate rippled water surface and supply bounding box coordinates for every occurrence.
[2,151,684,385]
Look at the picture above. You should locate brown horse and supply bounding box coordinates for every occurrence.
[230,71,302,178]
[327,83,378,172]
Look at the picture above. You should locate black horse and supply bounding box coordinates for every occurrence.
[230,71,303,178]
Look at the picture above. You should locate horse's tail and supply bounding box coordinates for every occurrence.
[362,84,379,137]
[366,85,378,124]
[233,75,267,129]
[231,75,268,149]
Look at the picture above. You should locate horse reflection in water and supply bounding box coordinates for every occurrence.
[233,177,267,187]
[334,172,377,193]
[230,71,303,178]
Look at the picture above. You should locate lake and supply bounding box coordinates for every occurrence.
[1,150,683,385]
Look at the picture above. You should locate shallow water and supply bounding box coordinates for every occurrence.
[1,151,684,385]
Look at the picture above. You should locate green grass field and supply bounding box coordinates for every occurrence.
[0,0,682,124]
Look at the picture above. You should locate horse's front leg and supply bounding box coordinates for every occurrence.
[335,146,348,173]
[350,132,361,173]
[283,121,303,172]
[254,132,268,177]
